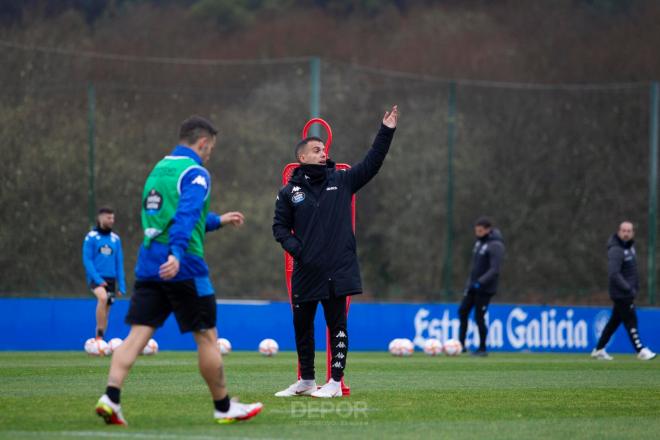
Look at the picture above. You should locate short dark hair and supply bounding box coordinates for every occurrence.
[474,216,492,228]
[98,207,114,215]
[179,115,218,145]
[295,136,324,161]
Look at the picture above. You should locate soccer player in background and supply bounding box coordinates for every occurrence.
[95,116,262,425]
[591,221,656,361]
[82,207,126,340]
[273,105,398,398]
[458,217,505,356]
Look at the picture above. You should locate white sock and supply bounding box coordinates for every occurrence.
[301,379,315,386]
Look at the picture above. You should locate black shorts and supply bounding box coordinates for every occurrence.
[125,280,216,334]
[90,278,116,306]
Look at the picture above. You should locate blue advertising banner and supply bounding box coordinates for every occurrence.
[1,298,658,354]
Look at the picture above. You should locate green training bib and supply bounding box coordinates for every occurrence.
[141,155,210,257]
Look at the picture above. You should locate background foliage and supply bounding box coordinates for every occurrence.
[0,0,657,304]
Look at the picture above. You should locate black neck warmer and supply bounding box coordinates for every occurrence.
[96,225,112,235]
[300,164,327,185]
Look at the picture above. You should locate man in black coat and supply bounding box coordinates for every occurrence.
[273,106,398,398]
[458,217,505,356]
[591,221,656,361]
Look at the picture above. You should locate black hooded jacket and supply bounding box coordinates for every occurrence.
[465,228,505,295]
[607,234,639,301]
[273,124,395,304]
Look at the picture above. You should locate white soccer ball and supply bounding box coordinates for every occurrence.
[84,338,110,356]
[399,338,414,356]
[388,338,402,355]
[108,338,123,354]
[423,338,444,356]
[443,339,463,356]
[217,337,232,355]
[258,338,279,357]
[142,338,159,355]
[389,338,414,357]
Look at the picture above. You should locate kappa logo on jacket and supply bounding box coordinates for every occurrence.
[326,186,338,191]
[191,175,208,189]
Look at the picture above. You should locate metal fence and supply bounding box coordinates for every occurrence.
[0,43,657,304]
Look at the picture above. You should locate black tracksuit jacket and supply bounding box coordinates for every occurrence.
[465,228,505,295]
[607,234,639,301]
[273,124,395,304]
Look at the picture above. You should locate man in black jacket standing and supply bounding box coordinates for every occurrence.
[591,221,656,361]
[458,217,505,356]
[273,106,398,398]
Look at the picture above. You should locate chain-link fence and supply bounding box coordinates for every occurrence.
[1,45,657,305]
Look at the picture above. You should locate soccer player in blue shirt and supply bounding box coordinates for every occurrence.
[83,207,126,340]
[95,116,262,426]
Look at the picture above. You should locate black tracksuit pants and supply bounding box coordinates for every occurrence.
[596,299,644,352]
[293,291,348,382]
[458,290,491,351]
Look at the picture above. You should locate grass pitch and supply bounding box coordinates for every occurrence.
[1,351,659,439]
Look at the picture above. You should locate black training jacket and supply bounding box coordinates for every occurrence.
[465,228,505,295]
[607,234,639,301]
[273,124,396,303]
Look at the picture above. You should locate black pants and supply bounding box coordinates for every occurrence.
[596,299,644,352]
[458,290,491,351]
[293,293,347,382]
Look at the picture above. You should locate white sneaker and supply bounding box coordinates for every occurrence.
[310,379,342,398]
[591,348,613,361]
[637,347,657,361]
[214,398,263,424]
[95,394,128,426]
[274,379,317,397]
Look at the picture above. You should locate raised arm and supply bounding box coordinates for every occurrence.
[347,105,399,193]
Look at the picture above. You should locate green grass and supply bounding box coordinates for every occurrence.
[1,351,659,439]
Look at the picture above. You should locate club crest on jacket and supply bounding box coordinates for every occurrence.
[291,192,305,204]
